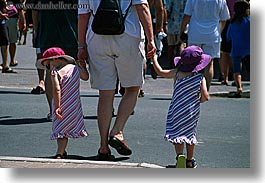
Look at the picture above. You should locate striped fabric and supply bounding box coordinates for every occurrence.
[164,73,203,145]
[51,65,88,140]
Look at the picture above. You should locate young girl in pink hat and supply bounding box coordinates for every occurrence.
[152,45,210,168]
[38,47,89,159]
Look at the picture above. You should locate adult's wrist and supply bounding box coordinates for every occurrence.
[78,44,87,49]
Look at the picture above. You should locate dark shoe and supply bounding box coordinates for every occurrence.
[10,61,18,67]
[108,136,132,156]
[150,64,157,79]
[218,73,224,82]
[2,67,17,73]
[231,81,236,86]
[138,89,145,98]
[228,92,242,98]
[31,86,45,94]
[221,81,229,86]
[54,151,67,159]
[186,158,197,168]
[96,149,115,161]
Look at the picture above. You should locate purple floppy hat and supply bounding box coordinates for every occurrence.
[174,45,211,72]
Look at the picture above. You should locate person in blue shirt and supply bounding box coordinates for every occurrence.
[227,0,250,98]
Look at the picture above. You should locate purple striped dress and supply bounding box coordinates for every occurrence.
[164,73,203,145]
[50,65,88,140]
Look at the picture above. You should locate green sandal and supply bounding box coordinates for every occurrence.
[176,154,186,168]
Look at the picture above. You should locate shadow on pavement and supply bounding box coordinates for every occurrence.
[149,97,172,101]
[0,90,32,95]
[0,117,48,125]
[38,154,130,162]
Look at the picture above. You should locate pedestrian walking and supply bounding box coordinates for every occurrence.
[6,0,26,68]
[37,47,89,159]
[180,0,230,91]
[0,0,17,73]
[227,0,250,98]
[166,0,187,68]
[78,0,156,160]
[152,45,210,168]
[32,0,79,121]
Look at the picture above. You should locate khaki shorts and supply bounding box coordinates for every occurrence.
[188,42,221,59]
[87,34,146,90]
[6,18,18,44]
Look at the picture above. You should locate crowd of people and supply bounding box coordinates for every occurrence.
[0,0,250,168]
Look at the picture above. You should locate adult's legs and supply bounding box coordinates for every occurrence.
[45,71,53,116]
[9,43,17,65]
[219,52,232,84]
[234,72,242,94]
[1,46,9,68]
[204,59,214,91]
[97,90,116,154]
[110,86,140,137]
[36,52,45,89]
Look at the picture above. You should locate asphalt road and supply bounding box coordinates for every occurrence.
[0,88,250,168]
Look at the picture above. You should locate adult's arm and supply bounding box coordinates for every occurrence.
[135,3,156,59]
[77,13,90,62]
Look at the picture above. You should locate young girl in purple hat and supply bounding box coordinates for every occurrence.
[152,45,210,168]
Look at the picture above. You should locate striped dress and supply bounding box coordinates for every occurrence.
[164,73,203,145]
[50,65,88,140]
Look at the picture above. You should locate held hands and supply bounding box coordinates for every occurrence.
[146,41,156,59]
[77,48,88,65]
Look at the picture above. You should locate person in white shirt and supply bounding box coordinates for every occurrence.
[180,0,230,91]
[78,0,156,160]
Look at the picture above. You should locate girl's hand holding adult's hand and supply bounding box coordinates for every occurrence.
[77,48,88,64]
[146,41,156,59]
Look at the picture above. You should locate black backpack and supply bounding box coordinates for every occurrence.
[92,0,132,35]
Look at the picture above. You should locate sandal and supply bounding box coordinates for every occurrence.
[54,151,67,159]
[186,158,197,168]
[108,136,132,156]
[176,154,186,168]
[2,67,17,73]
[96,149,115,161]
[31,86,45,94]
[10,61,18,67]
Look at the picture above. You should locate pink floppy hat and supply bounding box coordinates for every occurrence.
[174,45,211,72]
[36,47,75,69]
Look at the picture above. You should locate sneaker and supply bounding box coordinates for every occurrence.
[186,158,197,168]
[176,154,186,168]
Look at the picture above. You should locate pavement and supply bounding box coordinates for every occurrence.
[0,35,250,168]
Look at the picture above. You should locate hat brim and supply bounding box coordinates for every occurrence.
[35,55,75,69]
[174,54,211,72]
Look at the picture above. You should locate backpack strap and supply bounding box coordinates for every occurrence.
[121,0,132,20]
[91,0,132,17]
